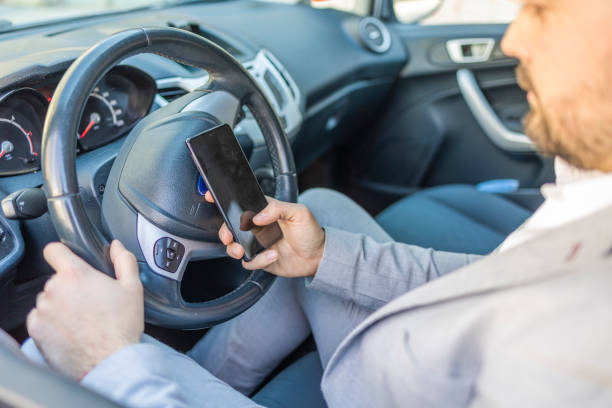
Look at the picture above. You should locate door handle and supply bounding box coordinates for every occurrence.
[446,38,495,64]
[457,69,535,153]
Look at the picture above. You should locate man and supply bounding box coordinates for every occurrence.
[22,0,612,406]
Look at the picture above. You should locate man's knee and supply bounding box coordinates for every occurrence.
[299,188,346,206]
[299,188,357,225]
[298,188,392,243]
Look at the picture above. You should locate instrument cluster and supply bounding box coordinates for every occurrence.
[0,65,156,176]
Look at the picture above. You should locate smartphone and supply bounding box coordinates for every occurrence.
[186,124,283,261]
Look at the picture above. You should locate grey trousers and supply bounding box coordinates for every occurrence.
[187,188,394,395]
[22,188,392,401]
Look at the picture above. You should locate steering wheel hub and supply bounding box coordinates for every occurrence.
[115,102,224,240]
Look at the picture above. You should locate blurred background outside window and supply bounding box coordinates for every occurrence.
[0,0,520,29]
[0,0,158,26]
[311,0,519,24]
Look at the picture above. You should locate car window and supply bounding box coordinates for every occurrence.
[394,0,520,25]
[0,0,186,28]
[309,0,371,16]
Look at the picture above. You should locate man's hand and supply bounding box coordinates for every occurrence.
[26,240,144,380]
[205,191,325,277]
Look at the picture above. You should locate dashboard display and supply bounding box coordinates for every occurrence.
[76,66,156,151]
[78,85,126,149]
[0,88,47,176]
[0,65,156,176]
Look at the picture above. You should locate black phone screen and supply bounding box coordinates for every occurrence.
[186,124,282,260]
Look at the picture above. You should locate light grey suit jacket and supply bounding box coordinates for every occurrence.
[79,204,612,407]
[315,205,612,408]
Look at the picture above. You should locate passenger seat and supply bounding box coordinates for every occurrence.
[376,185,532,255]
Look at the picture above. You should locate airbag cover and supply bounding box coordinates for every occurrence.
[118,110,224,240]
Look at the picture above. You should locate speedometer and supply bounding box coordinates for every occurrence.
[77,85,125,150]
[0,89,47,176]
[76,65,156,151]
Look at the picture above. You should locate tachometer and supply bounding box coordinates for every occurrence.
[77,86,125,150]
[0,89,47,176]
[77,65,156,152]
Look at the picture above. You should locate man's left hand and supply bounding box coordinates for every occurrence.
[26,240,144,380]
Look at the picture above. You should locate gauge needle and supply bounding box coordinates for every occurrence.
[80,120,95,139]
[0,149,5,159]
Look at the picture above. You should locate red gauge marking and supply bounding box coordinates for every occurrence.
[25,130,37,156]
[0,149,5,159]
[80,120,95,139]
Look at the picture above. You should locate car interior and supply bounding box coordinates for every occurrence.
[0,0,553,406]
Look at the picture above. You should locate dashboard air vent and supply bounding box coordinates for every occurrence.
[158,87,187,102]
[263,70,286,109]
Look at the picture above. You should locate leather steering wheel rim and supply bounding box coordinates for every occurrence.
[42,27,298,329]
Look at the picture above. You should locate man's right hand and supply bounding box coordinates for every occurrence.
[205,191,325,278]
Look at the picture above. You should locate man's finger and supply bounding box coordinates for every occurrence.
[226,242,245,259]
[26,308,40,338]
[43,275,58,294]
[204,191,214,203]
[252,199,305,226]
[35,292,48,311]
[242,249,278,271]
[110,240,140,287]
[219,223,234,245]
[43,242,94,276]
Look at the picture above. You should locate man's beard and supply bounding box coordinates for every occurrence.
[516,66,566,161]
[516,65,612,171]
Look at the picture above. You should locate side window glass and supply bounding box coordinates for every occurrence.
[260,0,371,17]
[393,0,520,25]
[310,0,372,16]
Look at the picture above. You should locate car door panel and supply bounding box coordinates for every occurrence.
[353,23,554,206]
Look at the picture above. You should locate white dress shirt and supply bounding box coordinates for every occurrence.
[499,157,612,253]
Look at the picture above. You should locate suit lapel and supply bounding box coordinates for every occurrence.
[325,203,612,374]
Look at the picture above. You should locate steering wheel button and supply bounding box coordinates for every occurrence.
[151,237,185,273]
[166,248,176,261]
[154,238,170,269]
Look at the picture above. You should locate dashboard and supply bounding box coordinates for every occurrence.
[0,66,155,176]
[0,0,408,331]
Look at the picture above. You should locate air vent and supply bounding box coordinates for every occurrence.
[263,53,297,99]
[263,70,286,109]
[358,17,391,54]
[158,87,187,102]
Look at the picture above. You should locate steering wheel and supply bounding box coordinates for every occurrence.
[41,27,298,329]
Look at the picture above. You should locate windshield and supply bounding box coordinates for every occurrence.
[0,0,199,29]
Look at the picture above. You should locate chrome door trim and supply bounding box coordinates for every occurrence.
[457,69,534,153]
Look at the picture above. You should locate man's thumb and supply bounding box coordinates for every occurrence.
[110,240,140,286]
[253,199,299,225]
